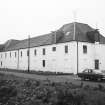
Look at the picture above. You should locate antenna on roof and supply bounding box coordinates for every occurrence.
[73,10,77,40]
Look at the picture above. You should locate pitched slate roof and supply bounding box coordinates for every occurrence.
[59,22,105,43]
[4,39,20,49]
[1,22,105,51]
[0,44,5,52]
[6,33,54,51]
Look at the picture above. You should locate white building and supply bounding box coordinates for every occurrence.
[0,22,105,74]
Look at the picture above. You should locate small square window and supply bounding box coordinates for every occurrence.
[52,47,56,51]
[83,45,87,54]
[43,48,46,55]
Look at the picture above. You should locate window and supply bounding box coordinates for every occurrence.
[34,49,37,56]
[5,53,7,58]
[21,51,22,57]
[15,52,16,58]
[52,47,56,51]
[1,61,2,67]
[83,45,87,54]
[10,52,11,58]
[43,48,46,55]
[42,60,45,67]
[65,45,68,53]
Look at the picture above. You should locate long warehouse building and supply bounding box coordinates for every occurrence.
[0,22,105,74]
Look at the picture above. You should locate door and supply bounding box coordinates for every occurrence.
[95,59,99,69]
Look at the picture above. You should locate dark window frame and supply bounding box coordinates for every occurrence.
[34,49,37,56]
[65,45,68,53]
[95,59,99,69]
[1,61,2,67]
[52,47,56,51]
[83,45,87,54]
[15,52,16,58]
[21,51,22,57]
[10,52,11,58]
[42,60,45,67]
[43,48,46,55]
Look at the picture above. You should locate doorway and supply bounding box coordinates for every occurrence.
[95,59,99,69]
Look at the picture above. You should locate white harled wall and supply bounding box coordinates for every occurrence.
[18,49,28,70]
[0,41,105,74]
[95,44,105,71]
[0,41,77,73]
[5,50,18,69]
[29,42,77,73]
[78,42,105,72]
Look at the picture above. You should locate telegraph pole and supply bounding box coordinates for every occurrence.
[73,10,76,41]
[73,10,78,74]
[77,32,79,74]
[28,35,30,72]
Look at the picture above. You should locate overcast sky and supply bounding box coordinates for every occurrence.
[0,0,105,44]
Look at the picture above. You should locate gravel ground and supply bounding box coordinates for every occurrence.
[0,70,105,87]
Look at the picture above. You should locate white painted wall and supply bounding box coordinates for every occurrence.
[95,43,105,71]
[30,41,77,73]
[18,49,28,70]
[1,50,18,69]
[77,42,105,73]
[1,41,105,74]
